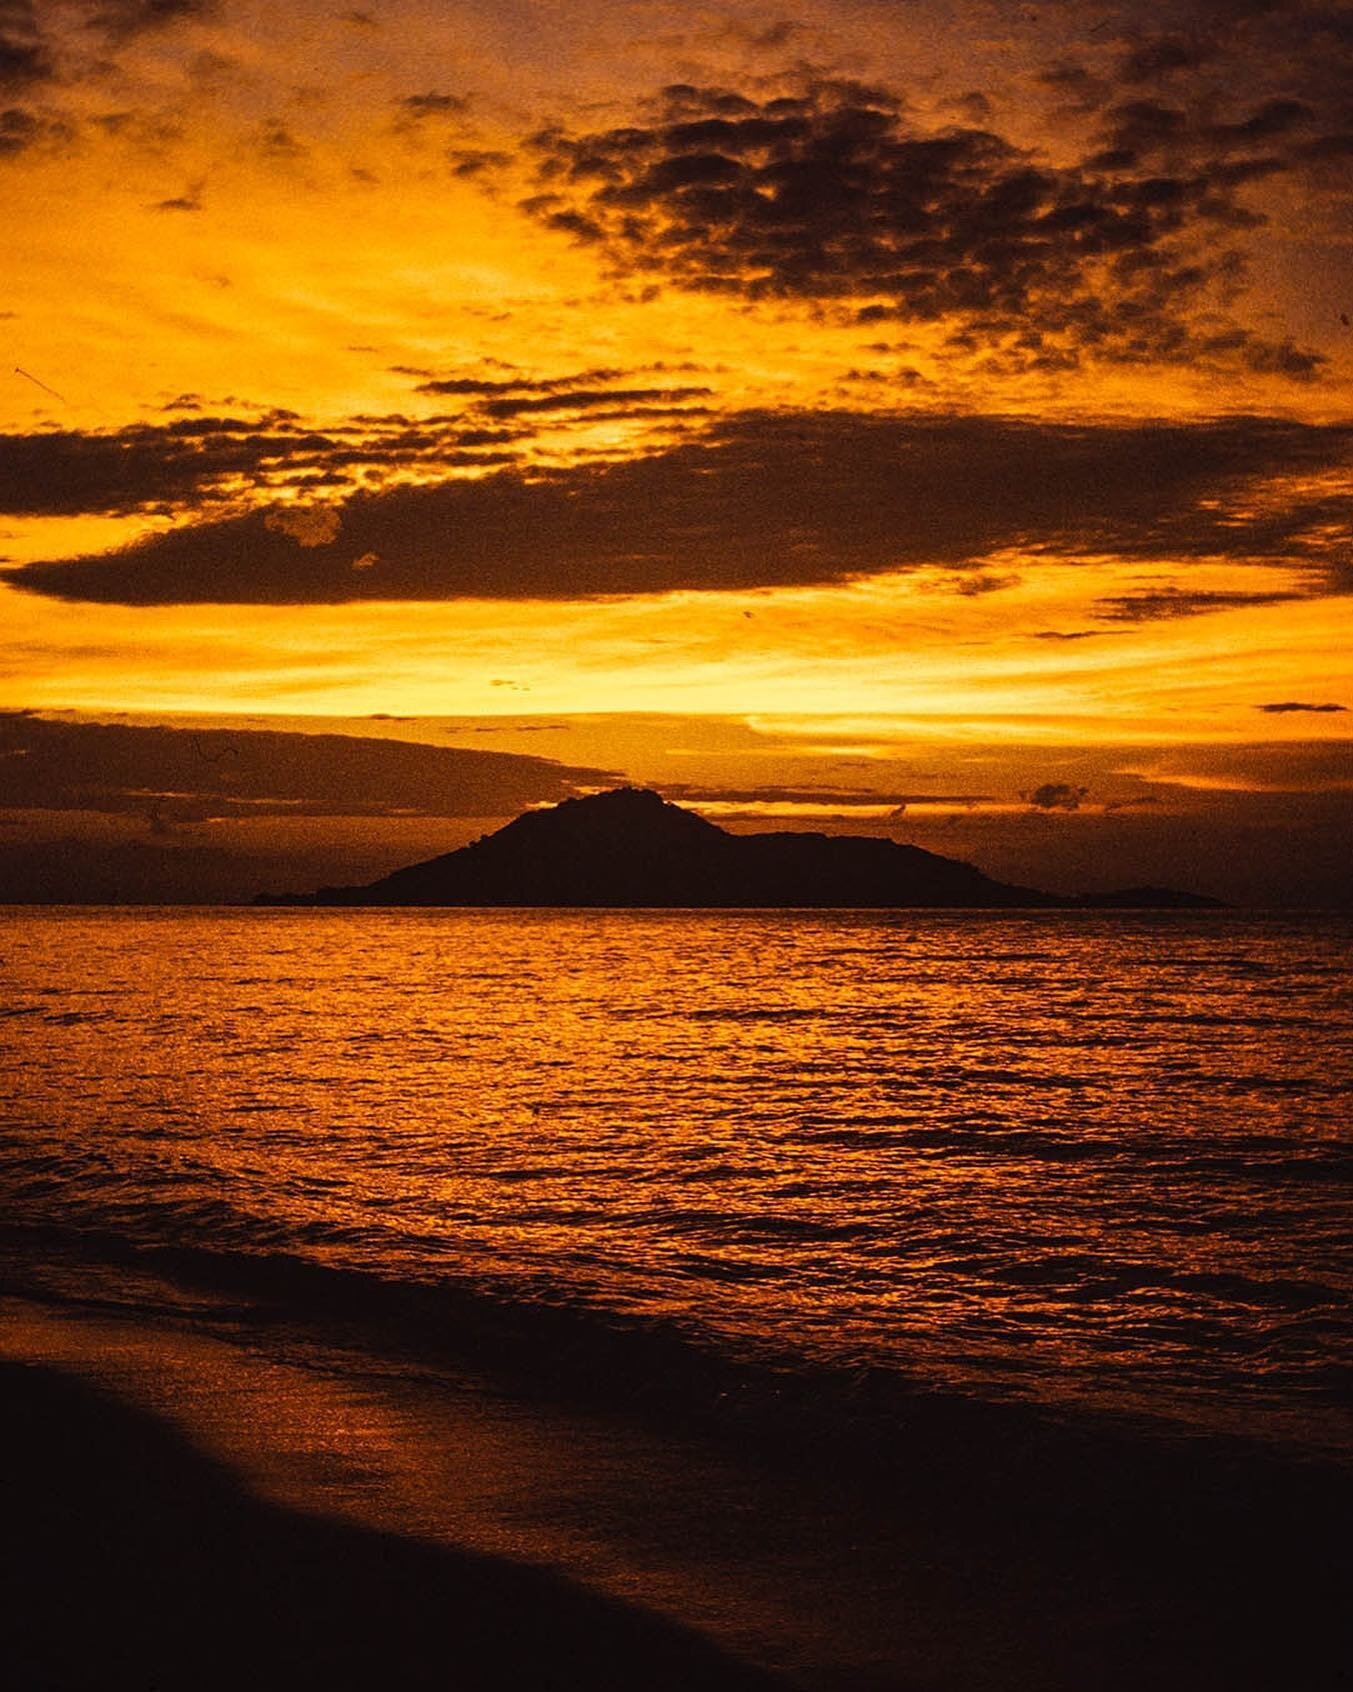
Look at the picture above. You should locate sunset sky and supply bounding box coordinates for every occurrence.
[2,0,1350,902]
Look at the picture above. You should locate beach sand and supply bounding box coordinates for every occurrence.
[1,1355,791,1692]
[2,1290,1350,1691]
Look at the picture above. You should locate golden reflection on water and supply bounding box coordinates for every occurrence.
[1,907,1350,1447]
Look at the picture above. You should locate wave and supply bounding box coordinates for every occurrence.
[0,1213,927,1445]
[4,1211,1349,1486]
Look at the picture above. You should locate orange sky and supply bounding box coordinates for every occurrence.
[1,0,1350,900]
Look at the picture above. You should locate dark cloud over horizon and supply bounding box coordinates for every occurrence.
[0,711,617,825]
[1,712,1348,904]
[656,783,997,809]
[1025,782,1091,810]
[10,409,1351,607]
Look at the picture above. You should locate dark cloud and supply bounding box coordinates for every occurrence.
[448,147,511,178]
[658,784,995,807]
[11,408,1351,607]
[1025,782,1090,811]
[0,417,340,515]
[1256,700,1348,714]
[0,104,43,153]
[411,365,659,398]
[0,366,724,520]
[517,80,1323,376]
[1118,34,1217,83]
[257,120,305,160]
[1096,93,1316,165]
[0,0,49,94]
[1062,0,1353,236]
[398,91,466,118]
[0,0,209,146]
[84,0,214,42]
[1154,738,1353,786]
[0,411,529,517]
[1036,60,1109,114]
[1177,0,1285,17]
[0,39,48,92]
[1294,131,1353,162]
[1094,587,1304,622]
[0,102,71,159]
[479,385,711,418]
[0,711,617,824]
[152,187,202,212]
[962,786,1353,908]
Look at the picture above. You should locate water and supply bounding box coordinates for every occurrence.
[2,906,1350,1459]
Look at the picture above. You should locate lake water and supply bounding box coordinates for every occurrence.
[3,906,1350,1461]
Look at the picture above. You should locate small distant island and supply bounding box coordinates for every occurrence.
[255,787,1221,909]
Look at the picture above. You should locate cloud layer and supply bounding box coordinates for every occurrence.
[0,365,718,519]
[11,409,1350,606]
[0,410,527,518]
[520,78,1337,376]
[0,711,616,822]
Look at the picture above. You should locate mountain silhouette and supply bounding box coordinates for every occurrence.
[256,788,1220,908]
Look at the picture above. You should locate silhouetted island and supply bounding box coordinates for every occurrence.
[256,787,1221,909]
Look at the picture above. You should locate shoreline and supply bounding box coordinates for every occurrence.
[3,1285,1350,1690]
[0,1354,788,1692]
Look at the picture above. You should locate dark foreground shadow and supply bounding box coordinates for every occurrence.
[0,1362,787,1692]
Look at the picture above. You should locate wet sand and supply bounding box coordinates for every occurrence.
[1,1358,787,1692]
[2,1290,1350,1692]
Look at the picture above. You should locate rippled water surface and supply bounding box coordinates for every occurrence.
[2,907,1350,1454]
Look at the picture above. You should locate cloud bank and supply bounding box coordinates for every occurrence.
[11,409,1350,606]
[0,712,617,823]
